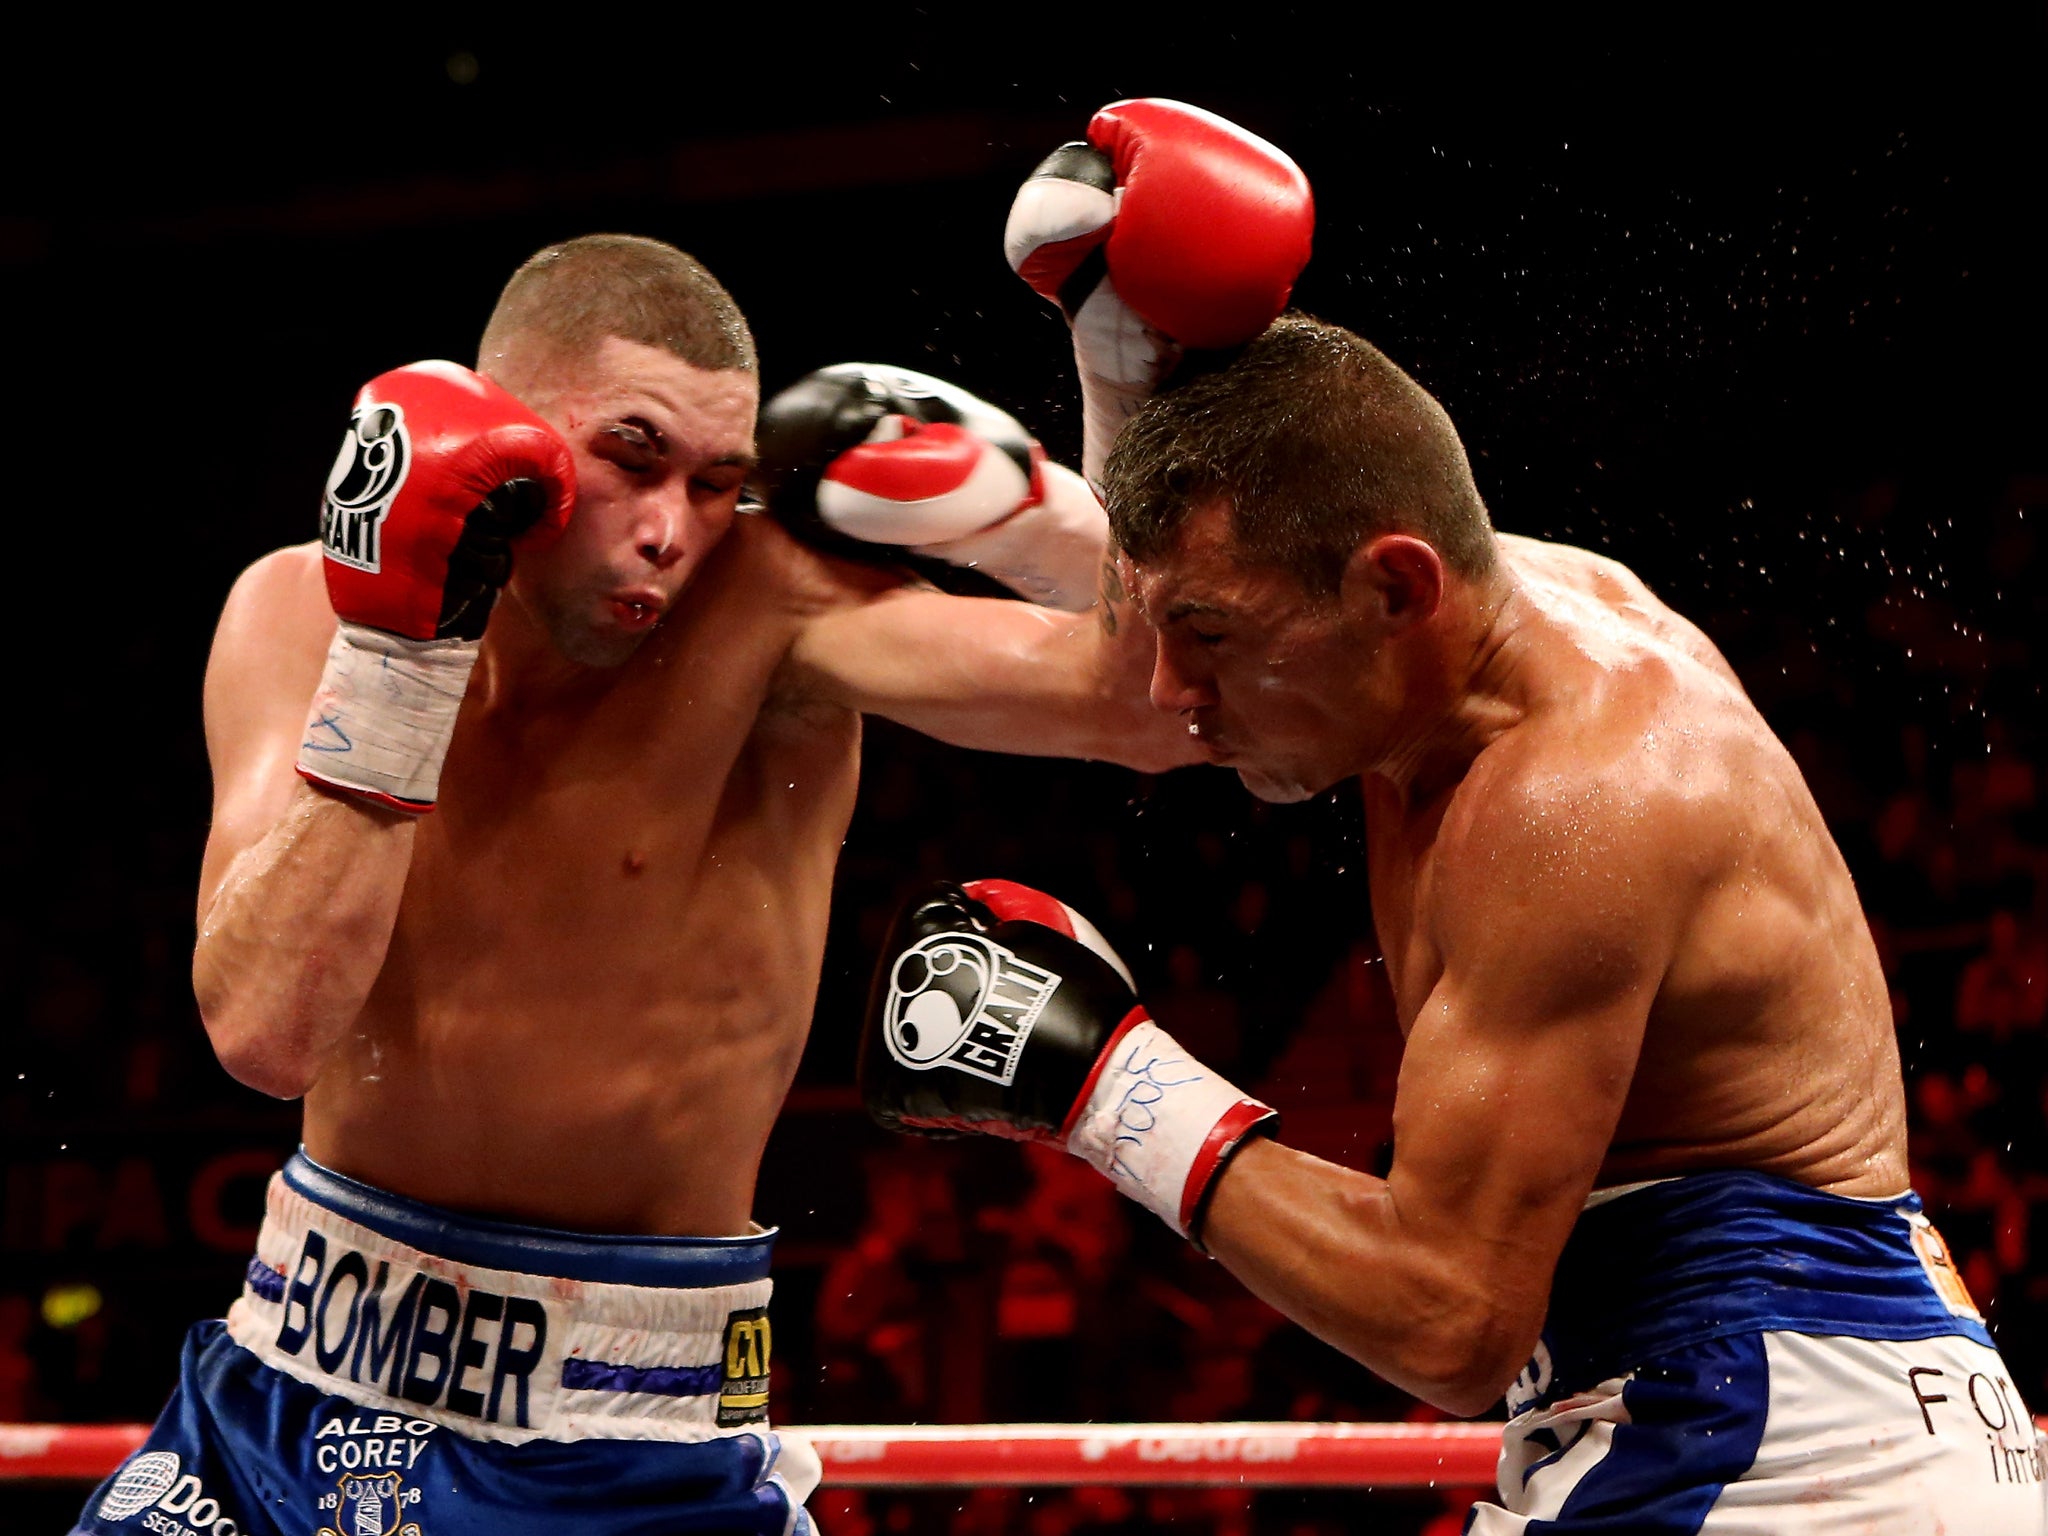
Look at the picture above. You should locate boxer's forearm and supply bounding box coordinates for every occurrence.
[193,783,415,1099]
[1200,1137,1540,1416]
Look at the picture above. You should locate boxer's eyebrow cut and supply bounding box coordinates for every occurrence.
[599,420,756,475]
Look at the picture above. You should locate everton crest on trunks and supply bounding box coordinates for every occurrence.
[320,400,411,573]
[313,1470,424,1536]
[883,930,1060,1085]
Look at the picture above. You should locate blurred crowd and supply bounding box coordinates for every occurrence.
[3,468,2044,1536]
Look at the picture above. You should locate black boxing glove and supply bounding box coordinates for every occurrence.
[861,878,1277,1242]
[752,363,1106,611]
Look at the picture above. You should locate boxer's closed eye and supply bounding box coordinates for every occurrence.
[598,420,665,472]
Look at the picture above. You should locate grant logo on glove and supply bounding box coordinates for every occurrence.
[883,930,1062,1085]
[320,401,412,573]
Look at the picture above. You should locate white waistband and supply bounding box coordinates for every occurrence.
[226,1170,776,1445]
[1584,1175,1917,1211]
[1584,1177,1677,1209]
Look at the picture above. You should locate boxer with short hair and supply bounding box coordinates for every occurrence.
[78,108,1314,1536]
[863,314,2047,1529]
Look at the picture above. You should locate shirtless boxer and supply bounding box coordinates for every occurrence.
[73,104,1313,1536]
[862,314,2047,1530]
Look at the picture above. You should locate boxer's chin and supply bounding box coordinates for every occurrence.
[538,593,658,669]
[1236,764,1318,805]
[555,625,651,669]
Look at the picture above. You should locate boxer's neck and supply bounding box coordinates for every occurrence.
[1360,561,1527,804]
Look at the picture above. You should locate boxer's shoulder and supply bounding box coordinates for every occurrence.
[1449,719,1692,888]
[733,508,934,715]
[1503,531,1743,688]
[1433,676,1739,938]
[208,542,335,695]
[607,515,900,702]
[219,541,331,626]
[732,505,912,612]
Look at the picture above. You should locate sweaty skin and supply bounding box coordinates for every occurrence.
[1131,508,1907,1414]
[195,337,1186,1239]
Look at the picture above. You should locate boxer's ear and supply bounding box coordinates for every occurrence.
[1342,533,1444,633]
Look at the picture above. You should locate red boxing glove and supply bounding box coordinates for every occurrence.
[1006,99,1312,484]
[299,362,576,813]
[1088,99,1314,349]
[319,361,575,642]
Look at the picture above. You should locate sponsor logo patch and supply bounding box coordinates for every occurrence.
[883,931,1060,1085]
[320,401,409,573]
[1906,1210,1984,1320]
[718,1307,772,1428]
[97,1450,181,1519]
[99,1455,241,1534]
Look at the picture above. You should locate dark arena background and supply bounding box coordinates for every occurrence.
[4,15,2044,1533]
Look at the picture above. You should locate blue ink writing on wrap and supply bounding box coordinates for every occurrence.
[1107,1040,1204,1184]
[303,713,354,753]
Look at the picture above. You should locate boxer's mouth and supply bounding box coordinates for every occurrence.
[607,589,665,629]
[1187,715,1234,760]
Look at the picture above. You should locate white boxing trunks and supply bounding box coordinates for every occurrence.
[1471,1170,2045,1533]
[72,1150,818,1536]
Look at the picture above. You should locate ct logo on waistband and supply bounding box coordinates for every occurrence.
[719,1307,772,1428]
[884,931,1060,1085]
[315,1471,424,1536]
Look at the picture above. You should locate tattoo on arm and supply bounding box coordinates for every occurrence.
[1098,558,1126,636]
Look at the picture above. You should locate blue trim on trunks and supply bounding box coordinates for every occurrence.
[1540,1170,1991,1394]
[281,1149,776,1289]
[560,1359,725,1397]
[243,1256,287,1303]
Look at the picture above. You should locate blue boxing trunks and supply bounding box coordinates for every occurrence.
[1470,1170,2045,1533]
[72,1151,817,1536]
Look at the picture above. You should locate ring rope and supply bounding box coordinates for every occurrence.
[14,1418,2044,1488]
[0,1421,1498,1487]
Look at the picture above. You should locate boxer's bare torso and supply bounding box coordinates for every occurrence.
[197,339,1181,1241]
[1365,533,1907,1197]
[1136,507,1908,1407]
[205,520,882,1234]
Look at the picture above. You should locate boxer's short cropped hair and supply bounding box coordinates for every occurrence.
[1104,315,1495,594]
[479,233,756,374]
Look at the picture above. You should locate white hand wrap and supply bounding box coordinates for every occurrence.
[1064,1016,1276,1240]
[1003,172,1183,490]
[1073,278,1183,491]
[912,461,1108,612]
[296,622,478,813]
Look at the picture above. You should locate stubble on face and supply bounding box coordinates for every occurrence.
[529,582,655,669]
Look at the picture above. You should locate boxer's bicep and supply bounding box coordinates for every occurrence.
[1390,937,1657,1274]
[1388,782,1676,1331]
[786,586,1191,769]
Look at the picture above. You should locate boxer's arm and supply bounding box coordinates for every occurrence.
[780,563,1199,772]
[1200,772,1672,1414]
[192,546,417,1098]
